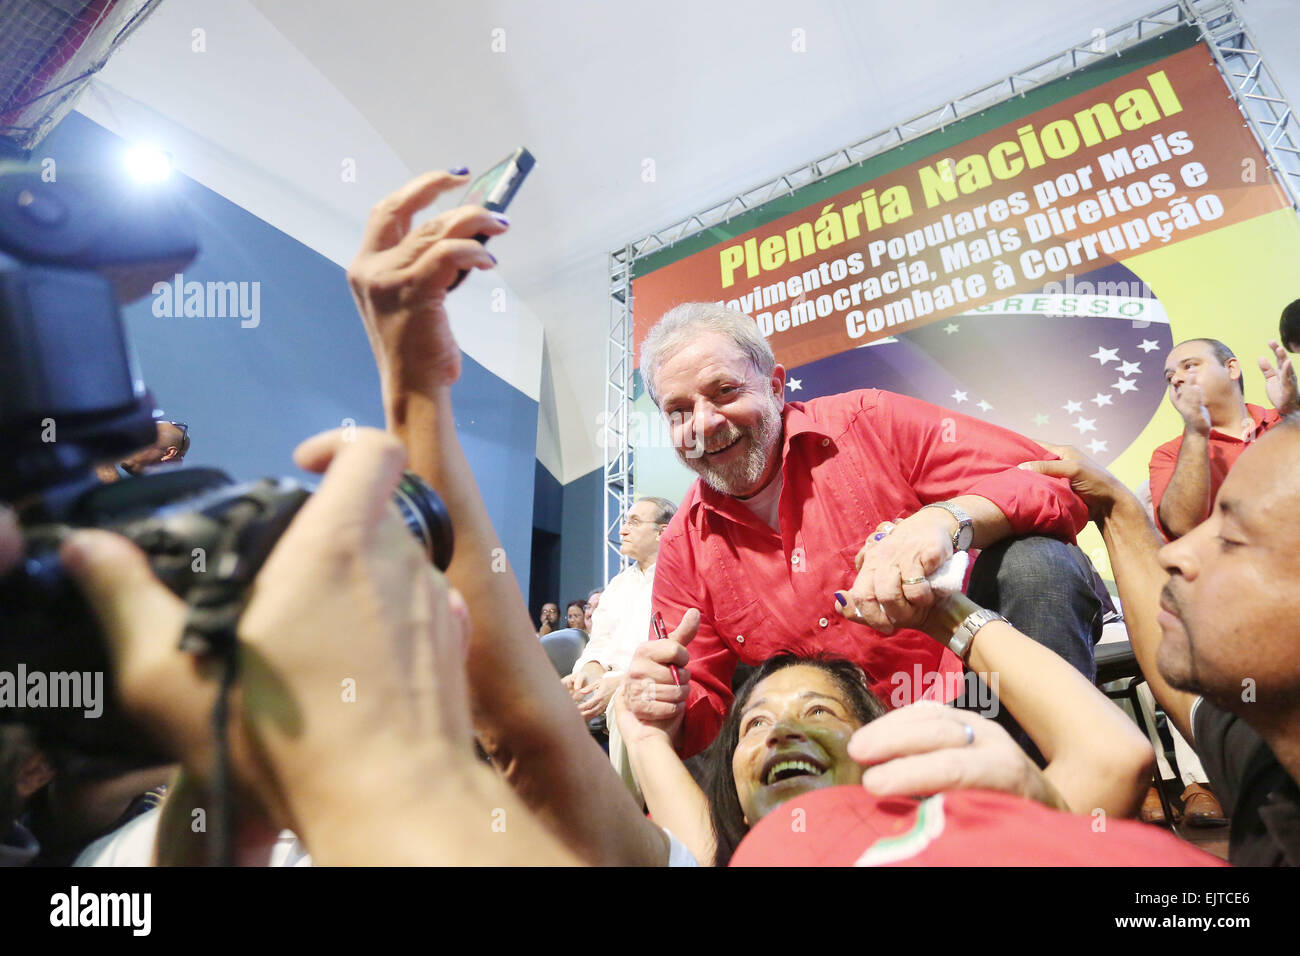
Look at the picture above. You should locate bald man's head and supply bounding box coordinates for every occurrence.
[119,421,189,476]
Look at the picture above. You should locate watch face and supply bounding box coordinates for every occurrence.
[956,523,973,550]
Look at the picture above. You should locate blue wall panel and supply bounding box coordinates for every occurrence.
[37,113,536,591]
[558,465,606,607]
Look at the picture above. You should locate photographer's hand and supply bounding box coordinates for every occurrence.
[64,428,576,863]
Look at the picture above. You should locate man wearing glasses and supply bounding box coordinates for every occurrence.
[95,420,190,483]
[563,496,677,799]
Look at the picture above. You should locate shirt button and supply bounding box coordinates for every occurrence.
[736,634,745,644]
[821,438,829,447]
[818,617,829,628]
[791,553,800,566]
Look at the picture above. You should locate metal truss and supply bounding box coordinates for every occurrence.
[603,0,1300,580]
[603,244,635,580]
[1184,0,1300,210]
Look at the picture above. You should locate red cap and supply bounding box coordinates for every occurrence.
[730,786,1225,867]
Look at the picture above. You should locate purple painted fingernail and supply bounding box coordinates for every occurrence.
[449,166,469,175]
[488,252,497,264]
[835,592,847,607]
[493,213,510,225]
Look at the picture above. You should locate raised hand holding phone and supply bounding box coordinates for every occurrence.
[447,147,535,291]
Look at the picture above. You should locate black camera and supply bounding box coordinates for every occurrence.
[0,167,453,757]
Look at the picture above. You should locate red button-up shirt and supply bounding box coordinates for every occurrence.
[1148,403,1280,539]
[652,388,1089,757]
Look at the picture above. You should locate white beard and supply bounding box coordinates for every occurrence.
[681,396,783,496]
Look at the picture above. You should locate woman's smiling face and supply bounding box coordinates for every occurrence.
[731,664,866,826]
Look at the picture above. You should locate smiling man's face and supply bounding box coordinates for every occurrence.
[652,332,785,498]
[732,664,865,826]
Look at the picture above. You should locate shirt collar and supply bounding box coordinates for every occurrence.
[1209,403,1275,443]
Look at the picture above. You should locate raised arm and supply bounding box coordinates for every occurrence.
[1152,385,1214,539]
[347,171,666,865]
[936,593,1153,817]
[613,610,716,866]
[1025,448,1200,743]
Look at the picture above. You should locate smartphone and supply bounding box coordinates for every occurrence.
[448,146,535,290]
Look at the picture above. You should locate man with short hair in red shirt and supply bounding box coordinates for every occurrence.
[626,303,1103,757]
[1149,338,1295,541]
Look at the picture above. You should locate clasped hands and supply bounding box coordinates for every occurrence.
[834,506,958,634]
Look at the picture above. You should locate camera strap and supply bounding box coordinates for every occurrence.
[176,487,310,659]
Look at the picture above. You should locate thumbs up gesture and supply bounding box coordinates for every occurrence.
[622,609,700,742]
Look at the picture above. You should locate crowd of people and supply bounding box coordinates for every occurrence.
[2,167,1299,866]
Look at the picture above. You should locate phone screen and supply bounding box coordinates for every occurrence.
[463,157,514,208]
[460,147,534,213]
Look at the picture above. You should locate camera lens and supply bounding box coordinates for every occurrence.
[392,471,454,571]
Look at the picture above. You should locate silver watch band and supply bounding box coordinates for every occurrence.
[921,501,973,551]
[948,608,1006,663]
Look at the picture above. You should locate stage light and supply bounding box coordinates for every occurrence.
[124,145,172,183]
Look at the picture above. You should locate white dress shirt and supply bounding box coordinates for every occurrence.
[572,561,656,677]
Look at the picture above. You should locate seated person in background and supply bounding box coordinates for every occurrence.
[563,497,675,800]
[584,588,602,630]
[95,419,190,484]
[633,303,1104,757]
[537,602,559,637]
[615,570,1172,866]
[1151,338,1296,539]
[1029,430,1300,865]
[565,499,673,712]
[565,600,587,633]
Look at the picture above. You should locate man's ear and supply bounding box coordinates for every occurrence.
[1227,357,1242,382]
[770,364,786,403]
[159,446,180,463]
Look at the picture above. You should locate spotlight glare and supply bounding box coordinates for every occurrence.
[125,145,172,183]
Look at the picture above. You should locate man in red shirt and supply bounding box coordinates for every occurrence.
[1149,338,1295,541]
[626,303,1102,757]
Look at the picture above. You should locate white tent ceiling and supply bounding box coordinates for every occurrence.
[76,0,1300,483]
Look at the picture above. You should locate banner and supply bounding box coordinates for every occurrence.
[628,27,1300,553]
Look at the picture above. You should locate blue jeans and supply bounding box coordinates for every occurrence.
[960,534,1105,761]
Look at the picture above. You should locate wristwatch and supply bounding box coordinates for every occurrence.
[921,501,974,552]
[948,607,1006,663]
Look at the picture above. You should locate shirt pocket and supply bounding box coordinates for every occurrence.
[713,599,777,664]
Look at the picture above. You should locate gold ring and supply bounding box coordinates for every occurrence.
[901,576,927,585]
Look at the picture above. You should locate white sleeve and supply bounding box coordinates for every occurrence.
[662,827,701,867]
[573,593,618,674]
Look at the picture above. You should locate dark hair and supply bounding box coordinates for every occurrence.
[702,654,887,866]
[566,600,586,616]
[1281,299,1300,353]
[1176,338,1243,396]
